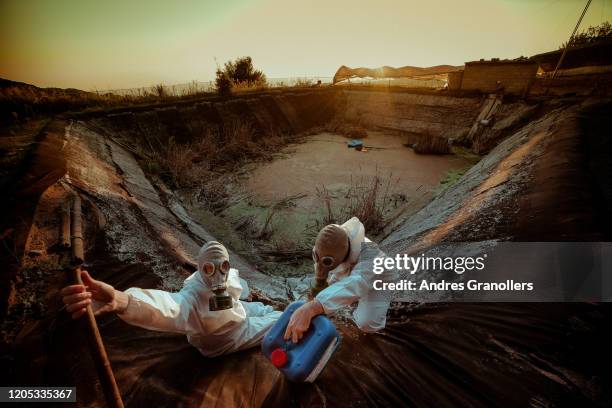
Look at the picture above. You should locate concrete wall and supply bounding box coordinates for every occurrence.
[461,61,538,95]
[448,71,463,90]
[342,89,482,141]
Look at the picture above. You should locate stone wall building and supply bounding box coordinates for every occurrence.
[460,59,539,95]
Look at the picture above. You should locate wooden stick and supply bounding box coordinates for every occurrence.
[60,201,71,248]
[71,196,124,408]
[71,197,84,263]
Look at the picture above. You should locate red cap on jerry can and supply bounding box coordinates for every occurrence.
[270,348,288,368]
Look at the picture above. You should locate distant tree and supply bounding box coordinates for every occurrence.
[560,21,612,49]
[215,69,232,96]
[215,56,267,95]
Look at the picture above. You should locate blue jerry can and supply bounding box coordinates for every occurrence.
[262,301,341,382]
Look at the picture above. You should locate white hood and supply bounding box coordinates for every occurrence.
[324,217,367,283]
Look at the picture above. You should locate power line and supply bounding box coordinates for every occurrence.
[552,0,593,79]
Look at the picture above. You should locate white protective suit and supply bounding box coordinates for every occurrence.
[315,217,396,332]
[117,269,282,357]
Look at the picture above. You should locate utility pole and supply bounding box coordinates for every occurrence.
[552,0,593,79]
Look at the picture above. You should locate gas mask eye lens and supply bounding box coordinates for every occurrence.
[321,257,335,268]
[203,262,215,276]
[220,260,230,273]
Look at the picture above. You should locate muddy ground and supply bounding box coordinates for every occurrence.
[243,131,469,204]
[189,130,473,280]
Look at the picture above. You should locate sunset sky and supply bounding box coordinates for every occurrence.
[1,0,609,90]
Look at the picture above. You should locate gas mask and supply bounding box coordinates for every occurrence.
[310,224,350,298]
[198,241,233,311]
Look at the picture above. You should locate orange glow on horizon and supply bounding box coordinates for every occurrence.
[0,0,609,90]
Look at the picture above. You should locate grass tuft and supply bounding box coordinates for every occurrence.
[412,133,451,154]
[314,172,399,237]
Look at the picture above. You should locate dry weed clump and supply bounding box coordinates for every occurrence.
[315,173,399,236]
[149,119,300,214]
[150,137,211,188]
[151,119,295,187]
[153,83,167,99]
[293,78,314,87]
[214,120,259,164]
[231,80,269,94]
[196,176,231,213]
[411,133,451,154]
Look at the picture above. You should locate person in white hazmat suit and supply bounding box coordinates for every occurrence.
[284,217,397,343]
[60,241,282,357]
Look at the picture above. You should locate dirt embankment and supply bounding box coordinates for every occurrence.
[1,89,611,406]
[83,89,343,149]
[382,97,612,254]
[0,120,67,315]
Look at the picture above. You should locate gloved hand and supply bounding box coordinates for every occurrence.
[284,300,324,343]
[60,270,129,319]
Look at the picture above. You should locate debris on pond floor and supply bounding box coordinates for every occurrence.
[346,139,363,149]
